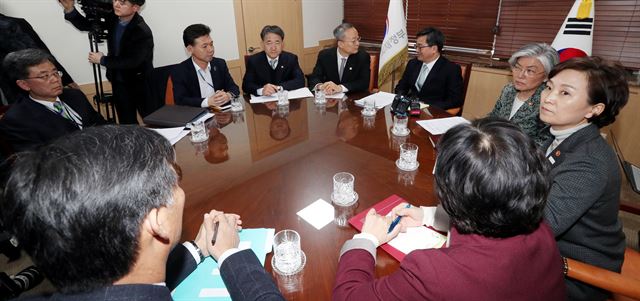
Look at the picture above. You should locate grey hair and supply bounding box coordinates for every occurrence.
[508,43,559,76]
[333,23,355,40]
[2,48,54,82]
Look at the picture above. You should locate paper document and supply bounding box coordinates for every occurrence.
[387,226,447,254]
[355,91,396,109]
[297,199,335,230]
[417,116,470,135]
[249,87,314,103]
[325,92,345,99]
[172,228,275,300]
[632,164,640,189]
[150,127,189,145]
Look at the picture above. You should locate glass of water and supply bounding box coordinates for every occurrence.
[391,115,410,136]
[361,98,376,116]
[314,89,326,105]
[189,119,209,143]
[272,229,306,276]
[396,142,419,171]
[230,95,244,112]
[331,172,358,206]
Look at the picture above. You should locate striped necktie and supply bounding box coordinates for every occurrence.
[415,64,429,91]
[270,58,278,70]
[339,57,347,81]
[53,101,71,121]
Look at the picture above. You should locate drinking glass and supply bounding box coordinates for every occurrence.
[314,89,326,105]
[189,119,209,143]
[391,115,410,136]
[331,172,358,206]
[272,230,306,276]
[230,95,244,112]
[361,98,376,116]
[396,143,419,171]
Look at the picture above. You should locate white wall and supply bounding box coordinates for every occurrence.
[302,0,344,48]
[1,0,239,85]
[1,0,343,84]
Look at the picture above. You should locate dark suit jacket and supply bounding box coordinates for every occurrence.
[64,9,153,83]
[19,246,284,301]
[394,56,463,110]
[171,57,240,107]
[307,47,371,93]
[0,89,106,153]
[543,124,625,300]
[242,51,304,95]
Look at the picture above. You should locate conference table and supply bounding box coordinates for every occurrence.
[175,92,449,300]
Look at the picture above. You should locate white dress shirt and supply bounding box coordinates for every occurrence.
[192,59,215,107]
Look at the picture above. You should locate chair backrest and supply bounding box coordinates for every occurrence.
[145,64,177,115]
[566,247,640,300]
[368,52,380,93]
[446,61,472,116]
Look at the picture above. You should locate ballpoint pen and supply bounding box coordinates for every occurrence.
[388,203,411,233]
[211,221,219,246]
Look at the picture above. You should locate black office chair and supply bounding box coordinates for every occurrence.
[145,64,177,116]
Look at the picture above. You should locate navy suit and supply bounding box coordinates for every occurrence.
[242,51,305,95]
[18,246,284,301]
[171,57,240,107]
[307,47,371,93]
[394,56,463,110]
[0,88,106,153]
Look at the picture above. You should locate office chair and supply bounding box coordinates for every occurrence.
[145,64,177,115]
[445,61,472,116]
[566,247,640,301]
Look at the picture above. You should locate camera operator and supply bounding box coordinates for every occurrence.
[58,0,153,124]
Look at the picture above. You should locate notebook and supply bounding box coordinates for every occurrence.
[143,105,207,127]
[611,131,640,194]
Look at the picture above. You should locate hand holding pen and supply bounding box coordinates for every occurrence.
[201,210,242,261]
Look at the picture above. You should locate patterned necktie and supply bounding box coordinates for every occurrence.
[53,101,71,121]
[339,57,347,81]
[270,58,278,70]
[415,64,429,91]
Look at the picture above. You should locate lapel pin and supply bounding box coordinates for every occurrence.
[555,150,561,157]
[281,65,284,69]
[528,102,532,106]
[349,67,353,70]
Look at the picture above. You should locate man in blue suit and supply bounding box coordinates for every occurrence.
[171,24,240,108]
[394,27,463,110]
[242,25,305,96]
[2,125,284,300]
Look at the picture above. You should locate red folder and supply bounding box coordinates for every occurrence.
[348,194,410,261]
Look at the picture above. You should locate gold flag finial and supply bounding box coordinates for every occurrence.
[577,0,593,19]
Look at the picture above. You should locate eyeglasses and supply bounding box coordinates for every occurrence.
[511,65,544,78]
[342,36,361,44]
[25,71,63,81]
[415,43,433,50]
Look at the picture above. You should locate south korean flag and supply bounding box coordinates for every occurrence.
[551,0,594,62]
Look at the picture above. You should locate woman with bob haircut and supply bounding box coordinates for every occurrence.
[333,117,566,300]
[489,43,559,146]
[540,56,628,301]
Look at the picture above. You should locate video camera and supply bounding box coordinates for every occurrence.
[77,0,113,43]
[391,91,421,117]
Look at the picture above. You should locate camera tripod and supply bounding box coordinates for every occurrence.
[88,31,116,123]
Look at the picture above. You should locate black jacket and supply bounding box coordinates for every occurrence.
[308,47,371,93]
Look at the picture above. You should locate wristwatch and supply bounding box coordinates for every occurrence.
[187,240,205,262]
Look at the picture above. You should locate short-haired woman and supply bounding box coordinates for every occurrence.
[489,43,559,146]
[540,56,629,301]
[333,118,566,300]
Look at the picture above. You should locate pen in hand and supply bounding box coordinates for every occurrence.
[388,204,411,233]
[211,221,219,246]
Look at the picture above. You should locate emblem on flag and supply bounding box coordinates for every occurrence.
[552,0,595,62]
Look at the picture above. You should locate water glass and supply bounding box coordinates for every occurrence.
[314,89,326,105]
[331,172,358,206]
[277,90,289,106]
[396,143,419,171]
[361,98,376,116]
[391,115,410,136]
[272,230,305,276]
[189,119,209,143]
[230,96,244,112]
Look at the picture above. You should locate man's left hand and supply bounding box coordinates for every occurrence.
[88,52,104,64]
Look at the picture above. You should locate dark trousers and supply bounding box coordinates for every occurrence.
[111,79,146,124]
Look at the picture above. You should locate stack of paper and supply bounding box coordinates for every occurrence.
[150,127,189,145]
[416,116,470,135]
[172,228,275,300]
[354,91,396,109]
[249,88,314,103]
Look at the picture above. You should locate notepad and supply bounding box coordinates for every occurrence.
[171,228,275,300]
[249,88,314,103]
[416,116,470,135]
[354,91,396,109]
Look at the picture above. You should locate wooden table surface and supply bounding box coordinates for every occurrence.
[175,93,447,300]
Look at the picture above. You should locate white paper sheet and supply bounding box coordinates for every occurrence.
[296,199,335,230]
[150,127,189,145]
[387,226,447,254]
[249,87,314,103]
[354,91,396,109]
[325,92,345,99]
[416,116,470,135]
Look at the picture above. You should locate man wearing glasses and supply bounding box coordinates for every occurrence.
[0,49,105,153]
[308,23,371,95]
[394,27,463,110]
[242,25,305,96]
[59,0,153,124]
